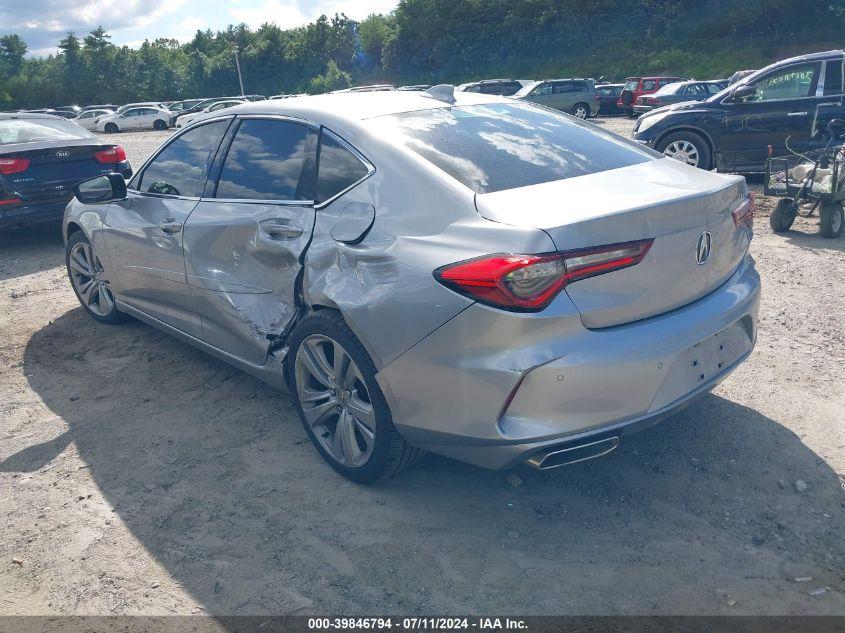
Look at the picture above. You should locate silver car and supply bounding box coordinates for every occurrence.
[63,88,760,482]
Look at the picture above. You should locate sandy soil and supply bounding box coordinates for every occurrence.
[1,121,844,617]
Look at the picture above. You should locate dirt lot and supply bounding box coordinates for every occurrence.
[1,120,845,618]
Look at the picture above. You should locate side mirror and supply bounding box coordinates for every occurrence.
[73,173,127,204]
[729,85,756,102]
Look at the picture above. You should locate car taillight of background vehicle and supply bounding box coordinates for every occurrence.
[434,239,653,312]
[732,194,754,229]
[94,146,127,164]
[0,157,30,175]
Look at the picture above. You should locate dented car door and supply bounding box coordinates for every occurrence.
[183,117,318,365]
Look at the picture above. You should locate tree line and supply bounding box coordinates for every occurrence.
[1,0,843,109]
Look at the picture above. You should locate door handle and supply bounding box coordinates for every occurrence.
[158,219,182,234]
[787,111,808,117]
[260,220,303,239]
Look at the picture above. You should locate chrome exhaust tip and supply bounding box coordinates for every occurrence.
[526,437,619,470]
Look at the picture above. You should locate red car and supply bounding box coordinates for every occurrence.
[617,76,684,117]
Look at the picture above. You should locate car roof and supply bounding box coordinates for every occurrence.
[220,90,509,131]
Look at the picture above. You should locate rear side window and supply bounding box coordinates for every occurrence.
[135,120,228,197]
[216,119,313,201]
[0,118,94,144]
[370,102,655,194]
[824,61,844,96]
[642,80,656,91]
[317,132,370,204]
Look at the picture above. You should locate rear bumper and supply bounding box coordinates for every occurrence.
[633,104,655,113]
[0,199,69,229]
[377,255,760,469]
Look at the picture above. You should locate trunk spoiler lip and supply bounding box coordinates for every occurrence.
[473,159,746,231]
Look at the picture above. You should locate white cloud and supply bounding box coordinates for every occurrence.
[229,0,397,29]
[2,0,397,56]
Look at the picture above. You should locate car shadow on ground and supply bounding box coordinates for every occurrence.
[8,308,845,614]
[0,225,64,281]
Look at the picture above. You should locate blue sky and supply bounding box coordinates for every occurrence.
[1,0,399,57]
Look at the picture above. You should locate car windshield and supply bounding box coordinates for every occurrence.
[513,81,541,97]
[0,117,94,144]
[368,102,655,194]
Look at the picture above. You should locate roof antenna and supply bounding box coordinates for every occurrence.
[424,84,456,104]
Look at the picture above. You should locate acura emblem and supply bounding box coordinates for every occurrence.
[696,231,712,265]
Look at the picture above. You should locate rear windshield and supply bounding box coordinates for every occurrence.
[0,117,94,145]
[623,80,638,91]
[655,82,684,95]
[368,102,655,194]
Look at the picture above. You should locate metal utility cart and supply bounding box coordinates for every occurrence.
[765,121,845,239]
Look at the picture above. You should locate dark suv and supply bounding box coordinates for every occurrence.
[632,50,845,172]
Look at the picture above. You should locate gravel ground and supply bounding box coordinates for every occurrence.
[1,120,844,619]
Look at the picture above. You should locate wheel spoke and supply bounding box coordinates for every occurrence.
[336,410,364,466]
[303,396,339,427]
[333,342,350,388]
[77,278,95,303]
[98,284,114,313]
[345,395,375,429]
[70,251,93,276]
[299,340,335,388]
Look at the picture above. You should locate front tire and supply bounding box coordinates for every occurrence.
[571,103,590,119]
[66,231,127,324]
[288,310,422,483]
[104,122,119,134]
[820,201,844,238]
[657,131,712,170]
[769,198,797,233]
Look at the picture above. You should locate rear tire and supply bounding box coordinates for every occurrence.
[288,310,423,483]
[657,131,712,170]
[571,103,590,119]
[769,198,797,233]
[153,119,168,130]
[820,201,844,238]
[104,122,119,134]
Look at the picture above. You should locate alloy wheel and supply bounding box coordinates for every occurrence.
[294,334,376,468]
[573,106,588,119]
[68,241,115,317]
[663,140,700,166]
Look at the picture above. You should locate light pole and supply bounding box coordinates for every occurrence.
[231,44,245,96]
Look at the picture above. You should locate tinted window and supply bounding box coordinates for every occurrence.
[136,120,228,197]
[572,81,588,91]
[216,119,312,201]
[553,82,573,94]
[824,61,843,96]
[317,132,370,203]
[752,62,819,101]
[532,83,552,96]
[370,102,654,194]
[0,117,94,144]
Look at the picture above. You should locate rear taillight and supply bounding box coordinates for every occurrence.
[94,145,127,164]
[0,158,29,175]
[434,240,653,312]
[732,195,754,229]
[0,196,20,206]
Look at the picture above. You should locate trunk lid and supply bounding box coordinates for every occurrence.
[1,141,120,205]
[474,158,750,328]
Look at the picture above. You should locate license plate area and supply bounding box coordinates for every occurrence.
[649,320,752,412]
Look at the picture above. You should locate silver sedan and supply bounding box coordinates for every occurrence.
[63,88,760,482]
